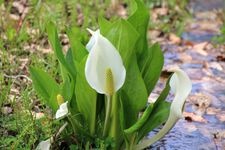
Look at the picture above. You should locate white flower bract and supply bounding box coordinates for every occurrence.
[85,29,126,95]
[36,139,51,150]
[55,101,68,119]
[169,68,192,119]
[135,67,192,149]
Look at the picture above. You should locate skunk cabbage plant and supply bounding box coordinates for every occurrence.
[30,0,192,149]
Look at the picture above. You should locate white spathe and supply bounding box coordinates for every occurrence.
[85,29,126,95]
[86,29,98,52]
[134,68,192,150]
[55,101,68,119]
[35,123,68,150]
[36,139,51,150]
[169,68,192,119]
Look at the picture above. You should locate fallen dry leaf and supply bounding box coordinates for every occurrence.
[32,111,45,120]
[189,93,212,115]
[148,30,162,40]
[216,55,225,62]
[178,53,192,62]
[168,33,181,44]
[214,130,225,139]
[205,62,223,71]
[193,42,208,56]
[183,112,208,123]
[206,107,221,115]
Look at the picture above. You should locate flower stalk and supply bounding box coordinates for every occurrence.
[103,95,112,137]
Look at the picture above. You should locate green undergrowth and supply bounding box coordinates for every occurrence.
[147,0,190,36]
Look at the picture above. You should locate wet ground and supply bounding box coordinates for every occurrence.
[149,0,225,149]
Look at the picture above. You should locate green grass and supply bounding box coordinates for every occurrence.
[146,0,190,35]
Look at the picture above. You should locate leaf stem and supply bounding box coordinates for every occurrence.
[109,93,121,150]
[103,95,112,137]
[67,116,77,134]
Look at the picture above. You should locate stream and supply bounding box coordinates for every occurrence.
[149,0,225,149]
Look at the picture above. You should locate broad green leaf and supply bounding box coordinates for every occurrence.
[65,48,76,75]
[61,75,74,101]
[121,55,148,128]
[154,76,171,106]
[29,67,59,111]
[46,22,76,78]
[98,16,112,35]
[67,27,88,62]
[137,101,170,142]
[59,63,68,83]
[137,78,171,141]
[124,103,153,134]
[59,48,76,101]
[128,0,149,66]
[100,19,139,68]
[59,48,75,82]
[141,44,164,94]
[75,57,97,135]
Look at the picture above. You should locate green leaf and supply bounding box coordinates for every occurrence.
[65,48,76,75]
[29,67,59,111]
[128,0,149,64]
[137,78,171,141]
[46,22,76,78]
[120,56,148,128]
[98,17,113,35]
[75,57,97,135]
[58,48,76,101]
[67,27,88,62]
[137,101,170,142]
[124,103,153,134]
[61,75,74,101]
[154,76,171,106]
[141,44,164,94]
[100,19,139,68]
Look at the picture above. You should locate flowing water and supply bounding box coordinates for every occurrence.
[149,0,225,149]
